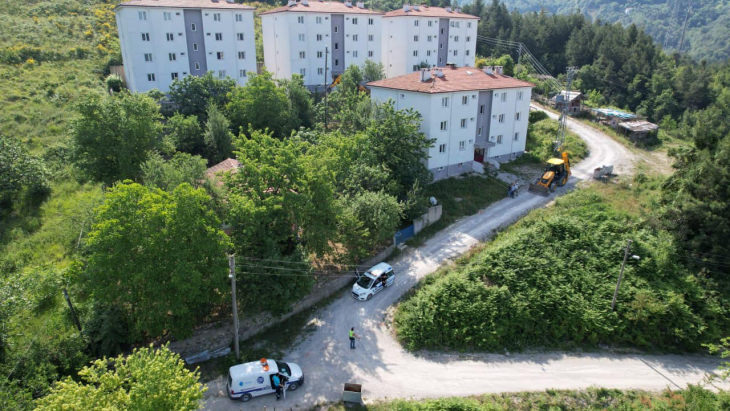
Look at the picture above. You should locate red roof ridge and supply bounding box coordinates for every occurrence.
[367,66,534,94]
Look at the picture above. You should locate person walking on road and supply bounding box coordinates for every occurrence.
[349,327,360,349]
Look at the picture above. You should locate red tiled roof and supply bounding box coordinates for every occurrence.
[259,0,383,15]
[117,0,254,10]
[367,67,534,94]
[383,6,479,19]
[205,158,241,181]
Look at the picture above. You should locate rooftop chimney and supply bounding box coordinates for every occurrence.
[356,1,364,8]
[226,0,234,3]
[413,4,419,10]
[483,66,493,75]
[419,68,432,82]
[302,0,309,4]
[403,4,411,12]
[287,0,296,5]
[494,65,503,75]
[455,7,461,13]
[344,0,352,7]
[433,68,444,77]
[445,6,452,12]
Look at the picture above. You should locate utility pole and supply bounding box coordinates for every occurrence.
[611,239,633,311]
[229,255,240,359]
[678,1,692,53]
[324,46,329,130]
[62,288,82,332]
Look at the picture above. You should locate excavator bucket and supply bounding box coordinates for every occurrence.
[528,182,550,196]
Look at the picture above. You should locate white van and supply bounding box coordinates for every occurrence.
[352,262,395,301]
[227,358,304,402]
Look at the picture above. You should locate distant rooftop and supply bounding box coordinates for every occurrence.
[205,158,241,183]
[367,66,533,94]
[384,5,479,19]
[259,0,383,16]
[549,91,582,102]
[117,0,255,10]
[619,120,658,133]
[591,108,636,119]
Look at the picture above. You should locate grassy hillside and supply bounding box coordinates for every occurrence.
[502,0,730,62]
[394,177,729,352]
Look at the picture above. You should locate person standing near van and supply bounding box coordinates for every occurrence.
[272,373,282,400]
[349,327,360,349]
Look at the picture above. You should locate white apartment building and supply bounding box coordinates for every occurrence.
[260,0,383,89]
[368,66,533,181]
[382,5,478,78]
[115,0,257,93]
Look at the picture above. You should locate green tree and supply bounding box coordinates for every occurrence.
[71,92,162,184]
[168,71,236,121]
[141,152,208,191]
[204,103,234,164]
[165,113,203,154]
[362,59,385,82]
[34,344,205,411]
[279,74,314,130]
[82,181,230,339]
[0,135,50,212]
[226,70,291,138]
[347,190,403,247]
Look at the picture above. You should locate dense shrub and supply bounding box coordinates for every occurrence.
[526,118,588,161]
[394,190,728,352]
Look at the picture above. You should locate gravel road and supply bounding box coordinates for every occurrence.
[202,107,723,410]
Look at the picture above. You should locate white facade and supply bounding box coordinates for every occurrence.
[382,7,478,78]
[369,68,532,180]
[260,1,383,88]
[116,1,256,93]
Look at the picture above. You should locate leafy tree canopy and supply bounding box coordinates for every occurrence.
[141,152,208,192]
[204,103,234,164]
[0,135,50,212]
[167,71,236,121]
[225,70,291,138]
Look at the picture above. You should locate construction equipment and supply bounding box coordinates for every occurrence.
[528,152,571,196]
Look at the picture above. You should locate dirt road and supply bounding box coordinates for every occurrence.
[203,107,722,409]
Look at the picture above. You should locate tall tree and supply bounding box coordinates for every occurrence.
[362,59,386,83]
[141,152,208,191]
[165,113,204,155]
[279,74,314,131]
[71,92,162,184]
[225,70,291,138]
[168,72,236,121]
[0,135,50,211]
[82,181,230,339]
[204,103,234,164]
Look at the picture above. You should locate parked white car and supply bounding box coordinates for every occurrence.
[352,262,395,301]
[227,358,304,402]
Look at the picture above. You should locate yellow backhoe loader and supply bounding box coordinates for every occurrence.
[528,151,571,196]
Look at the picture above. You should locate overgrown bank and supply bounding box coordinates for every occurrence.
[394,179,729,352]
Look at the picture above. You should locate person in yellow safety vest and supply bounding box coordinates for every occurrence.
[349,327,360,349]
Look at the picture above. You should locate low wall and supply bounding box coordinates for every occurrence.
[168,244,396,358]
[413,205,443,235]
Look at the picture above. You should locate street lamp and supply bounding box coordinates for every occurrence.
[229,255,240,359]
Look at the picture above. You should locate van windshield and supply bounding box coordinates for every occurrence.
[276,361,291,377]
[356,276,373,289]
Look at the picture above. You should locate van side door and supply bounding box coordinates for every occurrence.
[386,269,395,287]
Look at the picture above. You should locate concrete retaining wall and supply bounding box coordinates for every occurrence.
[413,205,443,235]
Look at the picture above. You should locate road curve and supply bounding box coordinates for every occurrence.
[203,107,722,410]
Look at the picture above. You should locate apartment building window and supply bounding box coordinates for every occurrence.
[191,23,197,31]
[147,73,155,81]
[316,17,323,24]
[460,119,467,128]
[334,43,339,50]
[171,72,179,80]
[413,20,419,27]
[456,21,460,28]
[440,43,443,49]
[300,68,306,75]
[299,51,306,58]
[414,35,419,42]
[369,34,374,41]
[352,18,358,25]
[413,50,418,57]
[427,35,432,42]
[297,16,304,24]
[459,140,466,150]
[441,97,448,107]
[454,36,459,42]
[441,28,444,34]
[195,62,200,70]
[138,11,147,20]
[439,144,446,153]
[163,12,172,21]
[368,50,373,57]
[217,52,224,60]
[440,121,448,131]
[334,26,338,33]
[498,114,505,123]
[427,50,432,56]
[478,126,483,136]
[144,53,152,62]
[439,57,443,63]
[218,70,226,78]
[317,51,323,58]
[466,36,471,42]
[497,134,503,144]
[450,21,454,27]
[335,59,339,66]
[317,34,323,41]
[479,104,484,114]
[169,53,176,61]
[453,50,458,56]
[166,33,174,41]
[468,22,472,28]
[238,51,246,59]
[466,50,470,56]
[353,35,358,41]
[236,14,243,22]
[318,68,323,75]
[237,69,246,77]
[213,13,221,21]
[517,91,524,100]
[462,96,468,105]
[237,33,244,41]
[501,92,507,102]
[298,34,305,41]
[141,33,150,41]
[428,20,433,27]
[515,112,521,121]
[368,18,374,25]
[514,132,520,141]
[193,43,198,51]
[353,51,358,57]
[412,65,420,72]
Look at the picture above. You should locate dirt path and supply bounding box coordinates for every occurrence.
[202,106,722,410]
